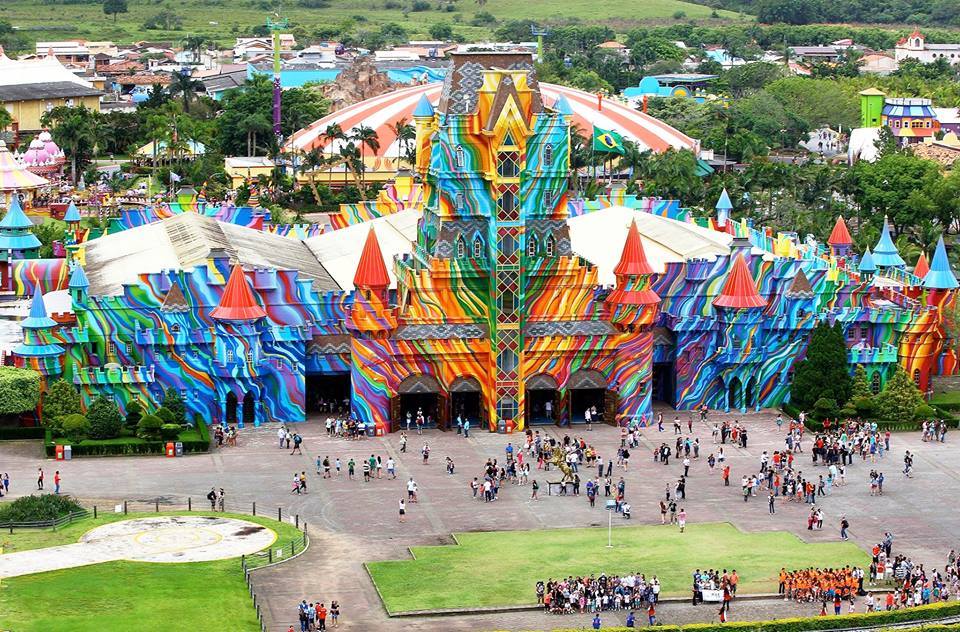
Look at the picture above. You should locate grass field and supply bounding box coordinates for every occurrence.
[0,0,743,47]
[0,512,303,631]
[366,522,870,613]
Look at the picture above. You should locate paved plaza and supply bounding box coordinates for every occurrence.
[0,408,957,630]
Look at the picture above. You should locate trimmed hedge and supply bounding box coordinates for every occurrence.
[552,600,960,632]
[44,433,209,457]
[0,426,45,440]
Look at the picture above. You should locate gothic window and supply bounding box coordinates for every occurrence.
[456,235,466,258]
[913,368,921,386]
[846,327,856,340]
[171,324,180,333]
[247,351,254,362]
[497,348,518,373]
[527,235,538,257]
[455,145,465,169]
[502,131,517,147]
[497,190,518,221]
[545,235,556,257]
[498,233,517,258]
[473,235,484,259]
[497,152,519,178]
[226,349,234,363]
[544,142,554,165]
[455,192,465,212]
[860,325,869,339]
[871,371,881,394]
[544,189,554,210]
[106,341,115,356]
[497,395,517,421]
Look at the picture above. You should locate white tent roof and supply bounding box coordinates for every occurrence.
[0,52,94,88]
[304,210,420,291]
[848,127,881,164]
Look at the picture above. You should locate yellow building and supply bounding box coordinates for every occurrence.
[0,51,102,134]
[225,156,275,188]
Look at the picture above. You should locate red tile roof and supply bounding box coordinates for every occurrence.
[613,219,655,277]
[210,264,267,320]
[713,255,766,309]
[828,215,853,246]
[354,227,390,290]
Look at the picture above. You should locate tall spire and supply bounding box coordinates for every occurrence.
[858,247,876,273]
[354,226,390,292]
[913,252,929,280]
[873,216,905,268]
[14,287,63,359]
[63,201,81,224]
[715,188,732,228]
[606,220,660,314]
[0,194,41,256]
[924,236,958,290]
[613,219,655,277]
[828,216,852,246]
[413,94,434,118]
[21,287,56,329]
[210,265,267,320]
[713,254,766,309]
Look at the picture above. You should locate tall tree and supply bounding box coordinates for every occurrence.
[167,70,205,115]
[41,106,99,184]
[102,0,128,24]
[790,321,852,412]
[352,125,380,188]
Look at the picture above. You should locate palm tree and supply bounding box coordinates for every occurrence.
[43,107,98,184]
[302,149,329,206]
[243,113,272,156]
[181,35,214,66]
[391,118,415,169]
[338,142,361,190]
[352,125,380,188]
[168,71,205,115]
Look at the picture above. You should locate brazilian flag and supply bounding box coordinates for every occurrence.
[592,126,626,155]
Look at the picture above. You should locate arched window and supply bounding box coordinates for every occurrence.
[913,368,922,386]
[527,235,538,257]
[473,235,484,259]
[454,192,465,212]
[544,189,554,210]
[871,371,881,394]
[171,324,181,333]
[545,235,555,257]
[455,145,465,169]
[543,142,554,165]
[456,235,466,258]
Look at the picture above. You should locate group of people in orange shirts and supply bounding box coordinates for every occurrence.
[779,567,862,603]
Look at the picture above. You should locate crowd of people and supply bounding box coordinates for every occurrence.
[538,574,663,614]
[292,600,340,631]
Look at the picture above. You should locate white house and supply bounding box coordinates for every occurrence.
[895,29,960,64]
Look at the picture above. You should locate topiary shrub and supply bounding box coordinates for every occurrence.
[42,379,82,432]
[790,322,852,411]
[0,366,41,416]
[86,396,123,439]
[875,368,925,423]
[60,414,90,442]
[125,400,143,428]
[137,414,163,439]
[813,397,837,420]
[162,388,186,425]
[155,406,175,424]
[915,403,936,420]
[160,423,181,440]
[839,406,857,418]
[852,395,876,418]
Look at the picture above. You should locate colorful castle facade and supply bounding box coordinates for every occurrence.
[11,53,960,431]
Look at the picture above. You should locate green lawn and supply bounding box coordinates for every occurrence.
[366,522,869,613]
[0,512,303,631]
[0,0,743,47]
[930,390,960,408]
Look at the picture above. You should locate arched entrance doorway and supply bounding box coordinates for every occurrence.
[306,373,350,415]
[525,373,559,426]
[727,377,743,412]
[392,374,446,431]
[567,369,608,424]
[242,393,256,426]
[450,377,483,427]
[745,376,757,410]
[225,392,238,425]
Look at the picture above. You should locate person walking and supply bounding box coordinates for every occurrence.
[37,467,44,490]
[54,470,61,495]
[840,516,850,541]
[290,432,303,455]
[207,487,217,509]
[531,479,539,500]
[421,443,430,464]
[768,491,776,514]
[398,498,406,522]
[678,508,687,533]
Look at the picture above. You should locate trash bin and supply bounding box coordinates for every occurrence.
[366,423,375,437]
[55,444,65,460]
[175,442,183,457]
[497,419,507,433]
[64,445,72,460]
[165,442,175,457]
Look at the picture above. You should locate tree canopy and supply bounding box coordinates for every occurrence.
[790,322,852,412]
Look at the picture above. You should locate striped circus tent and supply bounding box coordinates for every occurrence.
[0,140,50,208]
[285,82,697,158]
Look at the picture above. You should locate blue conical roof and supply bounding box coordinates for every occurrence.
[413,94,434,118]
[716,188,733,211]
[873,217,905,267]
[858,247,876,273]
[0,196,34,230]
[20,287,57,329]
[923,236,958,290]
[64,201,81,223]
[68,264,89,289]
[552,95,573,116]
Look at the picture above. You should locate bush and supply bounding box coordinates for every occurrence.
[838,406,857,418]
[125,400,143,428]
[86,397,123,439]
[852,395,876,418]
[160,423,182,440]
[410,0,430,10]
[0,494,84,523]
[673,10,686,18]
[0,366,41,415]
[470,10,496,26]
[162,388,186,424]
[137,414,163,439]
[875,368,925,422]
[915,403,936,420]
[0,426,45,440]
[60,414,90,441]
[155,406,175,424]
[812,397,837,420]
[42,379,82,430]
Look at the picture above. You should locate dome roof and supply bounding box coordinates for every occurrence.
[286,82,697,158]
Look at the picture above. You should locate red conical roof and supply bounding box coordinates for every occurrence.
[914,252,929,279]
[210,264,267,320]
[354,226,390,290]
[614,219,655,277]
[713,255,766,309]
[828,216,853,246]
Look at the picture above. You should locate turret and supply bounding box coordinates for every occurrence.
[211,264,267,321]
[715,188,733,230]
[349,226,397,336]
[412,94,435,175]
[713,254,766,310]
[68,263,89,305]
[13,287,64,378]
[873,216,905,269]
[923,236,958,291]
[783,267,816,317]
[828,216,853,258]
[605,219,660,330]
[0,195,41,260]
[913,252,929,282]
[858,247,876,281]
[63,201,81,227]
